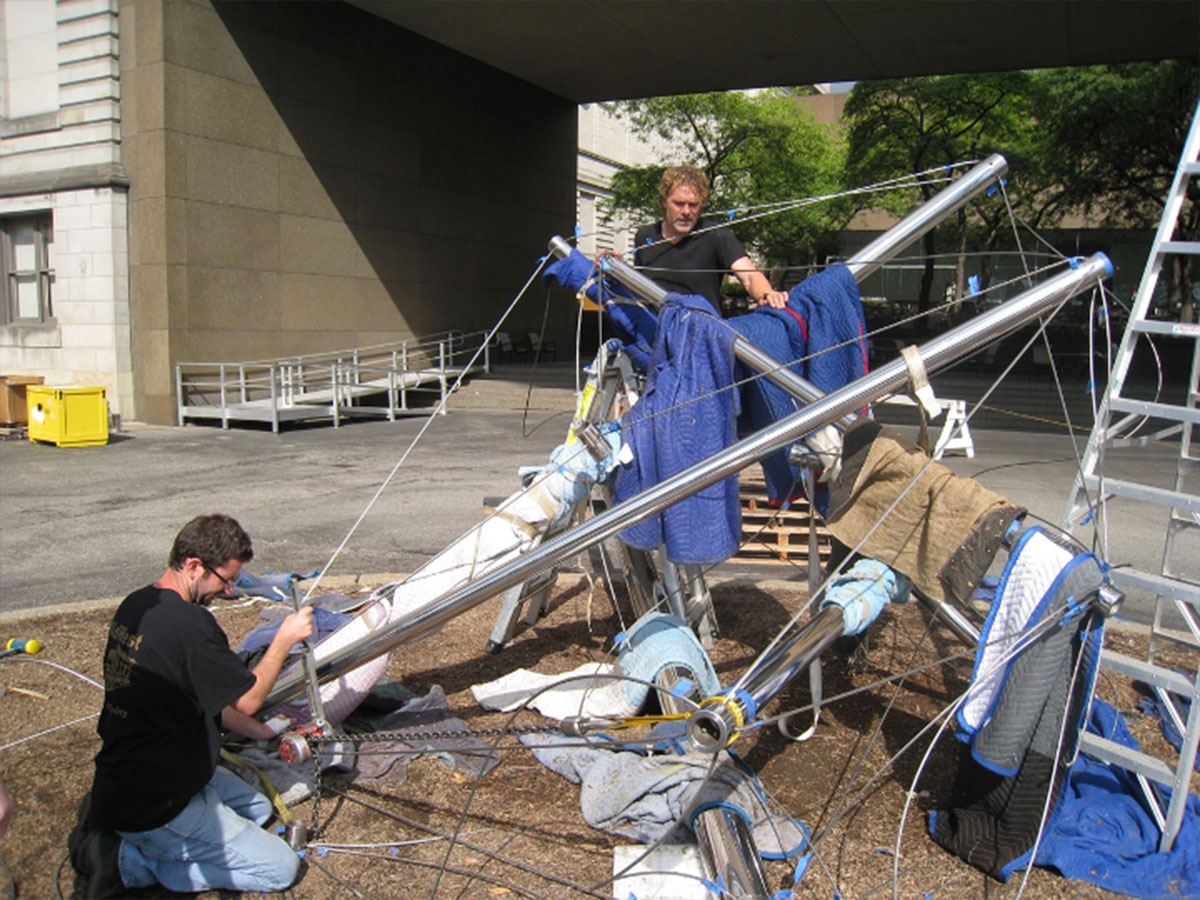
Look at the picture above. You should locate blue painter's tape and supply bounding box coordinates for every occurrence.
[793,852,811,882]
[735,688,757,721]
[670,678,694,698]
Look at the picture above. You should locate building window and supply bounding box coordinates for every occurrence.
[1,213,54,324]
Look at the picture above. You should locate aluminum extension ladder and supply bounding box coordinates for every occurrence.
[1060,98,1200,852]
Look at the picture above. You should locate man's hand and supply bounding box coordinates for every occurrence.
[758,290,789,309]
[233,606,316,717]
[277,606,315,648]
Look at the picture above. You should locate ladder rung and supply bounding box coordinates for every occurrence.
[1129,319,1200,338]
[1079,733,1177,784]
[1146,624,1200,653]
[1184,161,1200,175]
[1160,241,1200,256]
[1109,567,1200,605]
[1109,397,1200,425]
[1097,650,1196,695]
[1083,475,1200,513]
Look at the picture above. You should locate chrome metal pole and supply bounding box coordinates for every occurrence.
[693,810,769,900]
[653,667,771,899]
[262,253,1111,712]
[688,606,845,753]
[550,154,1008,419]
[844,154,1008,282]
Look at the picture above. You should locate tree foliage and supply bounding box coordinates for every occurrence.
[1030,60,1199,228]
[603,65,1200,318]
[842,72,1036,318]
[603,91,848,278]
[842,62,1200,319]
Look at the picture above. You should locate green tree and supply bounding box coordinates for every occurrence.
[1031,61,1200,319]
[842,72,1035,326]
[603,90,847,283]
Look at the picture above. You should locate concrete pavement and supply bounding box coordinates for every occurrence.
[0,362,1184,629]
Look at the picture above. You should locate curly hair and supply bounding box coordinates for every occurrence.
[657,165,711,213]
[168,514,254,571]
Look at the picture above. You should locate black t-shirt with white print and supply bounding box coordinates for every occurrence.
[90,585,255,832]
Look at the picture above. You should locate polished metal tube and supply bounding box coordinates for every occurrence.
[263,253,1110,712]
[916,591,981,645]
[693,809,770,900]
[687,606,845,753]
[844,154,1009,281]
[654,668,771,899]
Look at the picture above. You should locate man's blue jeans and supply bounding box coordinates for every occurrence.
[116,765,300,893]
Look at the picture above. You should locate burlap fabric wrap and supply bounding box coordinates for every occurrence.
[824,421,1023,605]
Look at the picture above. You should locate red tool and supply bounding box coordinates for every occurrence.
[278,721,325,765]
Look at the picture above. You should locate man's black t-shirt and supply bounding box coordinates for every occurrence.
[90,585,255,832]
[633,220,748,312]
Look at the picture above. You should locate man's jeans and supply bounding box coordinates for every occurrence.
[116,766,299,893]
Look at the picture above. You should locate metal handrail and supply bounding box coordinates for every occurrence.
[176,329,489,430]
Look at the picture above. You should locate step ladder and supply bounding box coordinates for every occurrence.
[1060,98,1200,852]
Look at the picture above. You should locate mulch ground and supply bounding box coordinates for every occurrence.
[0,574,1195,900]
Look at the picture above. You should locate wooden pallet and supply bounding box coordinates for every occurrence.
[735,471,832,566]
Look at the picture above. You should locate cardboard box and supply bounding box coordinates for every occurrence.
[0,375,44,425]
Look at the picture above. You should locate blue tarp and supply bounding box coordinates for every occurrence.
[1030,699,1200,899]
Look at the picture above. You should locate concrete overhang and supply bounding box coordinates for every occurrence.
[348,0,1199,102]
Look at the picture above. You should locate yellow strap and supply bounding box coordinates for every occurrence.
[220,747,292,823]
[600,712,689,731]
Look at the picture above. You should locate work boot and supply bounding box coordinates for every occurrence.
[66,792,91,871]
[72,829,124,899]
[68,795,124,900]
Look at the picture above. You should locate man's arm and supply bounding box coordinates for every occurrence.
[231,606,314,716]
[221,705,278,741]
[731,256,788,309]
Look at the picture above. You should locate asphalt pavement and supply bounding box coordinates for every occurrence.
[0,362,1185,628]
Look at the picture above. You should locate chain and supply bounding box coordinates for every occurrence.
[303,721,570,840]
[309,722,566,746]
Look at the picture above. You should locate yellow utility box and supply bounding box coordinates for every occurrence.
[26,385,109,447]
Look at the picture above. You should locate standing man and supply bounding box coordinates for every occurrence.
[634,165,789,314]
[70,514,315,898]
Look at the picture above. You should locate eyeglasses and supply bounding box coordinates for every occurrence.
[205,564,238,595]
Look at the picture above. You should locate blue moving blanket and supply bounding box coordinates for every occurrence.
[614,292,740,564]
[541,249,656,371]
[731,263,868,500]
[544,250,867,559]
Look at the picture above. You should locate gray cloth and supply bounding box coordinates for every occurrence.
[353,684,501,785]
[521,734,807,857]
[223,746,318,807]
